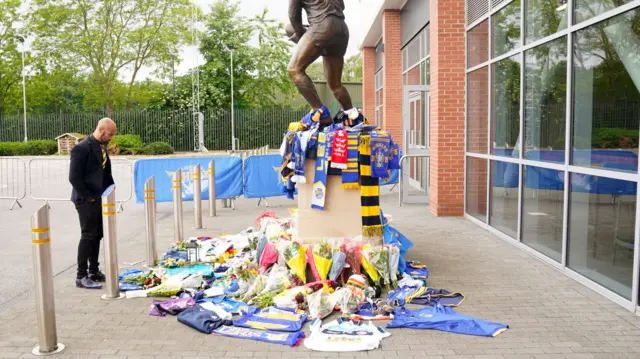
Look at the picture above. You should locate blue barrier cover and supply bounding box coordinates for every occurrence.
[243,155,288,199]
[134,156,243,203]
[380,169,399,186]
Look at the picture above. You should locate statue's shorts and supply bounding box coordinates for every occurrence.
[306,16,350,57]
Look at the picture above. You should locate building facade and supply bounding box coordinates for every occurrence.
[361,0,640,312]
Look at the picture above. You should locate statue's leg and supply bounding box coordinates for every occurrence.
[323,55,353,110]
[287,35,323,109]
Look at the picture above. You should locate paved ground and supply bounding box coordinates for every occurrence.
[2,189,640,358]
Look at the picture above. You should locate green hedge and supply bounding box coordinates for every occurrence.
[0,140,58,156]
[111,134,143,154]
[141,142,174,155]
[592,128,639,149]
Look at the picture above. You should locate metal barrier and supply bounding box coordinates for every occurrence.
[27,158,133,211]
[101,185,124,300]
[398,154,430,207]
[0,157,27,210]
[30,203,66,356]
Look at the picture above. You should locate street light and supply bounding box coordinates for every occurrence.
[15,35,27,143]
[227,45,236,152]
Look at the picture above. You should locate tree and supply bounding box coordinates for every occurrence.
[0,0,23,115]
[195,0,295,109]
[28,0,194,113]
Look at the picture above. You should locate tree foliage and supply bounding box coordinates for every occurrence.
[0,0,23,114]
[28,0,194,113]
[306,53,362,82]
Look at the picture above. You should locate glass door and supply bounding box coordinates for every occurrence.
[402,85,430,204]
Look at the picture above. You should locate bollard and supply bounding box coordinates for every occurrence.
[265,144,269,153]
[173,170,184,242]
[101,185,124,300]
[193,164,203,229]
[208,160,217,217]
[144,177,158,267]
[30,204,66,356]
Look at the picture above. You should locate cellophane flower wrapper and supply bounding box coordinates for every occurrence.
[284,242,307,283]
[255,235,268,265]
[258,241,278,272]
[241,274,265,303]
[147,275,183,297]
[370,246,391,290]
[343,243,362,275]
[388,245,401,288]
[306,245,322,282]
[261,265,291,294]
[312,241,333,281]
[328,250,346,281]
[273,286,308,310]
[308,288,336,319]
[361,247,381,285]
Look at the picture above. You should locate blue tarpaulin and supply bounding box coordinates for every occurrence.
[133,156,243,203]
[243,154,287,199]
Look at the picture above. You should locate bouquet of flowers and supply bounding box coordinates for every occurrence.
[258,240,278,272]
[124,269,162,289]
[308,287,336,319]
[361,246,381,286]
[388,245,401,288]
[309,240,333,281]
[369,246,391,290]
[284,242,307,282]
[343,243,362,275]
[328,247,346,281]
[162,257,186,268]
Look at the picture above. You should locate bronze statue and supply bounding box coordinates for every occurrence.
[286,0,354,123]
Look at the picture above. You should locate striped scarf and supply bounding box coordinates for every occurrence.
[358,135,382,242]
[341,133,360,189]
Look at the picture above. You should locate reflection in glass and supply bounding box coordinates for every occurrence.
[568,174,637,299]
[525,0,568,44]
[574,0,634,24]
[522,166,564,262]
[524,37,567,163]
[468,20,489,68]
[468,67,489,154]
[404,65,421,85]
[492,0,521,57]
[466,157,488,222]
[490,160,519,238]
[492,55,521,157]
[572,9,640,173]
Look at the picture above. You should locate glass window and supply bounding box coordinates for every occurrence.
[492,55,521,157]
[522,166,564,262]
[468,20,489,68]
[406,36,421,70]
[425,25,430,56]
[571,9,640,173]
[405,65,421,86]
[492,0,522,57]
[466,157,488,222]
[524,36,567,163]
[524,0,568,44]
[468,67,489,154]
[574,0,634,24]
[490,160,520,237]
[568,174,637,299]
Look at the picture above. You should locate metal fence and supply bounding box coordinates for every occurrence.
[0,108,309,152]
[0,157,27,209]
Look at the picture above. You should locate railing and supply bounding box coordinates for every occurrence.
[399,154,430,207]
[0,157,27,210]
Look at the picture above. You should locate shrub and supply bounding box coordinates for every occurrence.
[111,134,143,153]
[592,128,639,149]
[142,142,174,155]
[0,140,57,156]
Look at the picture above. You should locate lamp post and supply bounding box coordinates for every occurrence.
[16,35,27,142]
[229,45,236,152]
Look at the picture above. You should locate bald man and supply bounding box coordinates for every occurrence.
[69,118,117,289]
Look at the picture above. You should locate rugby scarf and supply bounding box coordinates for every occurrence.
[341,133,360,189]
[330,129,348,169]
[370,131,391,179]
[311,132,329,211]
[291,130,314,184]
[358,135,383,241]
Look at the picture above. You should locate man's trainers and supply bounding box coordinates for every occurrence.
[75,277,102,289]
[89,271,106,282]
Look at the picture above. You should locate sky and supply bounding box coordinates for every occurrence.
[138,0,381,80]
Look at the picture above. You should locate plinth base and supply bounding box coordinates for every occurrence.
[31,343,66,356]
[297,160,363,244]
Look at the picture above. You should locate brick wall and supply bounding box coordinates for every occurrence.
[429,0,466,216]
[382,10,403,148]
[362,47,376,120]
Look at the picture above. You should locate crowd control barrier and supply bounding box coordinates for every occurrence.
[133,156,242,203]
[0,157,27,209]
